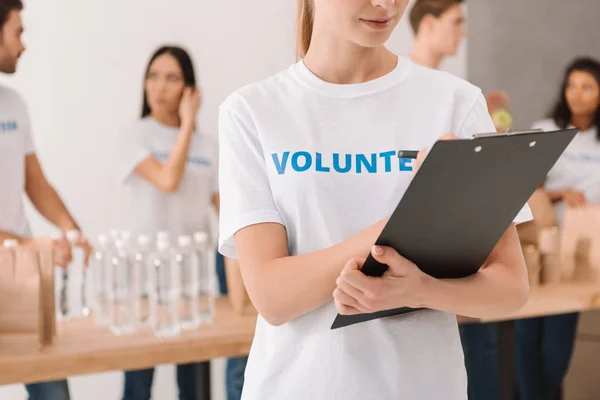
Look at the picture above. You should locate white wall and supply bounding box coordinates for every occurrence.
[0,1,466,399]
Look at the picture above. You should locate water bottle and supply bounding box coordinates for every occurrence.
[53,232,70,321]
[156,230,171,243]
[109,228,120,239]
[90,234,111,324]
[177,235,200,329]
[66,230,88,318]
[121,230,133,245]
[133,234,152,326]
[109,239,136,335]
[193,232,215,323]
[150,238,180,337]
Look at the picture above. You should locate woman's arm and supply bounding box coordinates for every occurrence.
[234,218,387,326]
[135,125,194,192]
[134,88,200,193]
[418,224,528,318]
[334,224,529,319]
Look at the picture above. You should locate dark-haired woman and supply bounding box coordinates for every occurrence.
[516,57,600,400]
[115,45,218,400]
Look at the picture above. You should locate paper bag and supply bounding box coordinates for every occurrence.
[517,188,557,246]
[0,242,55,345]
[562,206,600,276]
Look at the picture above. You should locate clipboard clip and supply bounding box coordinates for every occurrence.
[472,128,544,139]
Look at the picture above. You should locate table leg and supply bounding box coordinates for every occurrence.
[498,320,516,400]
[196,361,212,400]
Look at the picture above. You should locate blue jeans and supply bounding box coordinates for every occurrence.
[460,323,500,400]
[515,313,579,400]
[25,380,70,400]
[123,363,204,400]
[216,251,248,400]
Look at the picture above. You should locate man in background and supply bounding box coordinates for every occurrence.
[408,1,514,399]
[0,1,91,398]
[409,0,466,70]
[409,0,513,133]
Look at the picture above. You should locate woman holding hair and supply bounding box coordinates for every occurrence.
[515,57,600,400]
[115,45,245,400]
[217,0,532,399]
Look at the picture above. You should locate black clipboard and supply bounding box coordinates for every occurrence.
[331,128,578,330]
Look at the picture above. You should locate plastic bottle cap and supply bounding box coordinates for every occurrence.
[3,239,18,248]
[178,235,192,247]
[156,240,170,252]
[193,232,208,244]
[121,231,132,241]
[98,234,109,246]
[138,234,151,247]
[66,229,81,243]
[157,231,171,241]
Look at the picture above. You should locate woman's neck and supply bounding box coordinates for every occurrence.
[303,27,398,84]
[150,111,180,128]
[571,114,595,132]
[410,38,444,70]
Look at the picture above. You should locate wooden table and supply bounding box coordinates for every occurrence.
[0,297,257,388]
[2,283,600,398]
[459,282,600,400]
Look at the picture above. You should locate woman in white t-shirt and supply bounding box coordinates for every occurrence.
[217,1,532,399]
[116,46,221,400]
[516,57,600,400]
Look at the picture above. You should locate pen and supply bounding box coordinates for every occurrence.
[397,129,545,159]
[397,150,419,159]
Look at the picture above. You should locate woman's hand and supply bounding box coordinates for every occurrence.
[562,189,587,207]
[179,86,202,129]
[413,133,459,175]
[333,246,429,315]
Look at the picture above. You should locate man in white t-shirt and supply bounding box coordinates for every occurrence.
[408,2,525,399]
[409,0,514,133]
[0,2,90,399]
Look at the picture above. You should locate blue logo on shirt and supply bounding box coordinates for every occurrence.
[0,120,17,133]
[152,152,212,167]
[271,151,413,175]
[564,154,600,163]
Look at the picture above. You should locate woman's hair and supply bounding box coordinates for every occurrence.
[141,45,197,118]
[409,0,464,35]
[549,57,600,138]
[296,0,314,60]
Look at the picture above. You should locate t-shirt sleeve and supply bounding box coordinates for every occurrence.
[457,91,534,225]
[114,124,151,183]
[218,97,284,258]
[18,97,35,155]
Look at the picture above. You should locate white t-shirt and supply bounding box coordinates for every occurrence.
[0,86,34,238]
[218,58,532,400]
[534,118,600,225]
[116,117,218,238]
